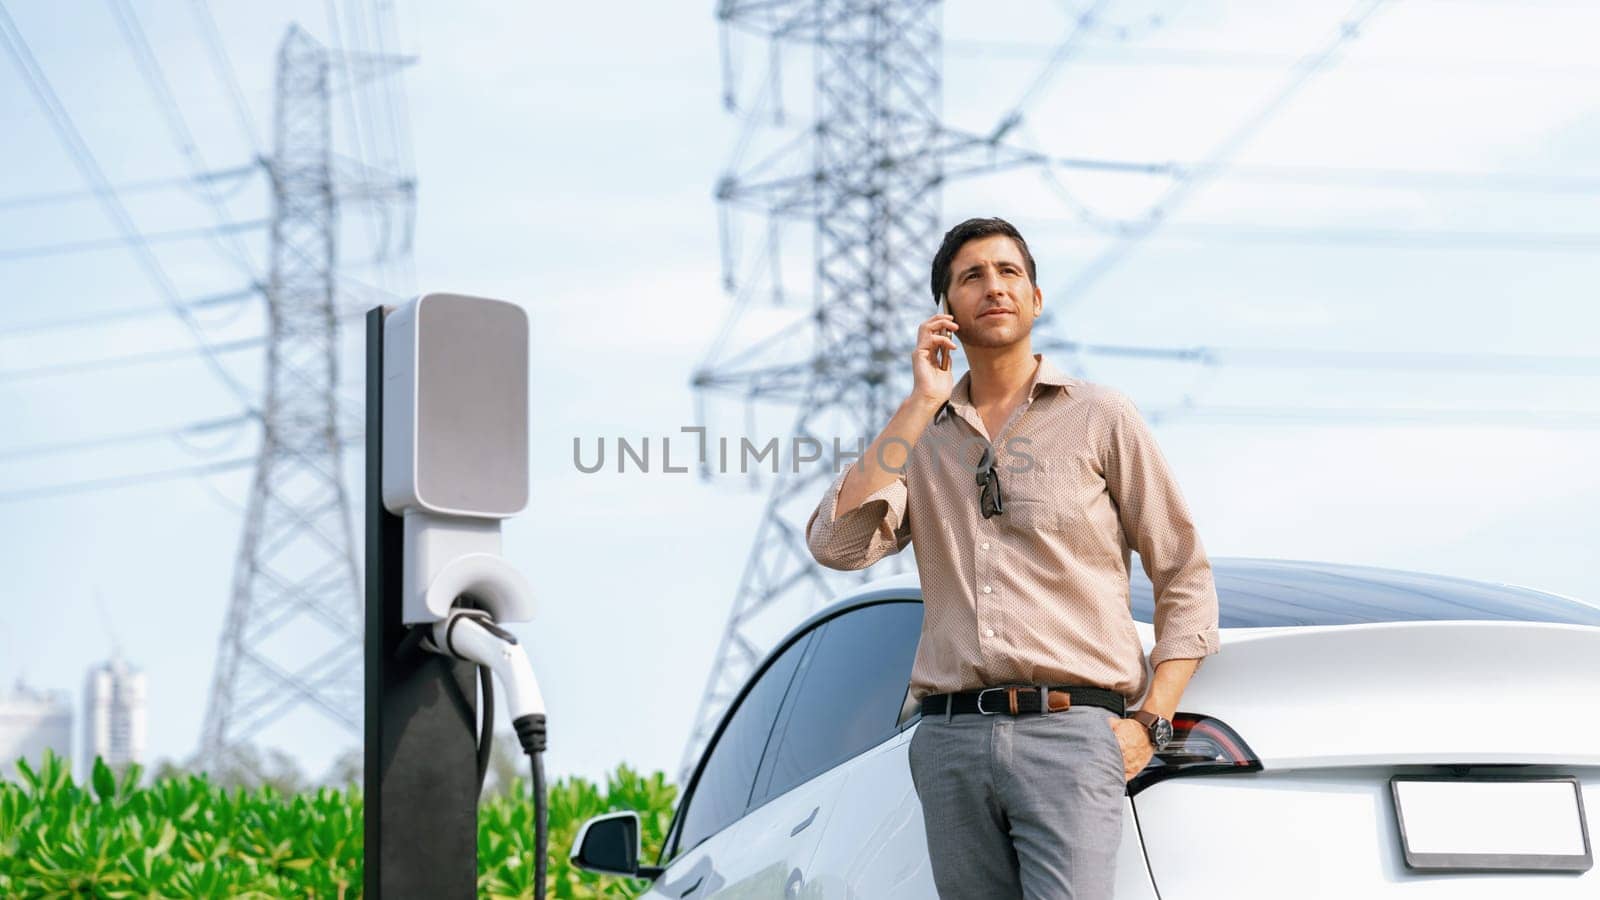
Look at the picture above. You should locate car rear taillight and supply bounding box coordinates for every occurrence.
[1127,712,1262,796]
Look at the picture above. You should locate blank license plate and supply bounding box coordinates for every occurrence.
[1391,776,1592,872]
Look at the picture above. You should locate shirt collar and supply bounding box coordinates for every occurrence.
[942,354,1076,420]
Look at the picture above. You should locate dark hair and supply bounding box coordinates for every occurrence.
[929,217,1038,303]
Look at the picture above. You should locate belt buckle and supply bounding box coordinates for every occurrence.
[975,687,1006,715]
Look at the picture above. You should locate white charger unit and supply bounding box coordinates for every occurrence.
[383,292,534,625]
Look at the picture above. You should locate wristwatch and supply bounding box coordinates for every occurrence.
[1126,710,1173,752]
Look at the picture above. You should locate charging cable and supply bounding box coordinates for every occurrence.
[414,606,549,900]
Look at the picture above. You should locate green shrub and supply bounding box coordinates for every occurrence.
[481,764,676,900]
[0,751,676,899]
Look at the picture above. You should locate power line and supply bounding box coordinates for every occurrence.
[0,165,257,211]
[1145,404,1600,429]
[1191,162,1600,195]
[1052,0,1392,312]
[1029,150,1600,196]
[321,0,420,296]
[1032,338,1600,430]
[326,0,388,277]
[986,0,1111,141]
[944,126,1600,199]
[0,414,255,462]
[948,41,1600,81]
[0,287,257,338]
[0,336,264,383]
[0,431,362,505]
[187,0,263,155]
[1035,336,1600,376]
[358,0,420,294]
[0,456,257,504]
[1032,219,1600,252]
[1412,0,1598,9]
[0,1,260,413]
[365,0,415,177]
[1177,223,1600,251]
[0,220,267,263]
[107,0,263,276]
[1002,121,1600,246]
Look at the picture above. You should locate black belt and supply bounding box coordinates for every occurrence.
[921,684,1126,718]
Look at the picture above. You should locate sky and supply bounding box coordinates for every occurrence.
[2,0,1599,786]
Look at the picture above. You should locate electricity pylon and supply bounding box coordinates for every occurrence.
[683,0,965,779]
[201,25,411,773]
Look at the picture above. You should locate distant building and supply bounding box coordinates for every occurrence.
[0,681,72,779]
[82,656,146,775]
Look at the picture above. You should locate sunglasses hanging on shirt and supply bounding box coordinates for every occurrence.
[976,443,1004,519]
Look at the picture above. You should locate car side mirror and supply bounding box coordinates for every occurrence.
[571,811,664,879]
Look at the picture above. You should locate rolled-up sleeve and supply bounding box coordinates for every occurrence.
[1103,393,1220,673]
[804,462,912,571]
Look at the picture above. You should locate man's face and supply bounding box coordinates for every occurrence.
[944,234,1042,350]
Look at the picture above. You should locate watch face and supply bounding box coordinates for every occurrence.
[1152,718,1173,750]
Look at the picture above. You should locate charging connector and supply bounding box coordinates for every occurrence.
[425,609,546,721]
[418,606,549,900]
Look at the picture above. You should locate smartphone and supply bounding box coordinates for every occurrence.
[936,293,952,372]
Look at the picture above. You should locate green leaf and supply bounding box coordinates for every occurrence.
[152,820,178,857]
[92,757,115,803]
[13,757,37,790]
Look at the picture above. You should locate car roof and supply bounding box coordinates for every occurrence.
[798,555,1595,636]
[1139,557,1595,621]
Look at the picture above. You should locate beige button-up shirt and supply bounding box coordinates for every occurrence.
[805,355,1219,706]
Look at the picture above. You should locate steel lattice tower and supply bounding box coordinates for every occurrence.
[682,0,949,778]
[201,26,362,770]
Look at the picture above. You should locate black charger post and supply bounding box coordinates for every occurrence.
[364,306,481,898]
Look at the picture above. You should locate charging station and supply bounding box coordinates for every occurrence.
[364,294,544,899]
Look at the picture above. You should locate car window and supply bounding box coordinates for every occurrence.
[674,631,811,855]
[1128,565,1600,628]
[753,601,922,804]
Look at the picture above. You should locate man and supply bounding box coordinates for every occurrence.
[804,217,1220,899]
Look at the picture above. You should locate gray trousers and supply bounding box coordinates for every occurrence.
[907,703,1127,900]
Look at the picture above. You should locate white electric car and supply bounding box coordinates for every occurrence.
[575,558,1600,898]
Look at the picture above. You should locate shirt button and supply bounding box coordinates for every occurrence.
[982,585,992,594]
[981,542,990,550]
[983,628,995,638]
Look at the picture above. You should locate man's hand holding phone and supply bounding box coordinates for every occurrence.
[840,305,958,509]
[934,293,954,372]
[913,301,959,408]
